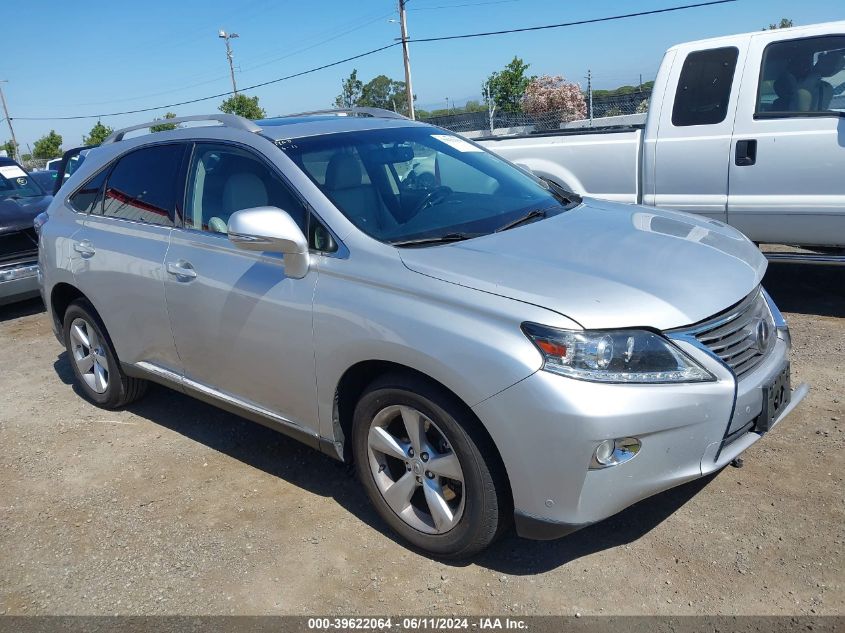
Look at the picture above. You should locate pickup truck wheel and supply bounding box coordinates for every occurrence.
[352,374,506,558]
[63,300,148,409]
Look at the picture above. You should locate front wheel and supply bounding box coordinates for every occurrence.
[352,374,508,558]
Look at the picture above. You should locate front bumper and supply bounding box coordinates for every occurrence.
[472,330,807,540]
[0,260,40,306]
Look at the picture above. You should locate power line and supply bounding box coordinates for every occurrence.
[12,42,400,121]
[408,0,737,42]
[12,0,737,122]
[31,10,395,109]
[409,0,518,10]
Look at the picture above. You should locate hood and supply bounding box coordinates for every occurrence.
[398,198,767,330]
[0,195,52,235]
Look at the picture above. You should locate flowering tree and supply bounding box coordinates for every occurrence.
[522,75,587,129]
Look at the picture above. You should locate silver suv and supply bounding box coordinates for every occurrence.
[38,110,806,557]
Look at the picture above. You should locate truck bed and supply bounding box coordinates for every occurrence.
[476,125,644,204]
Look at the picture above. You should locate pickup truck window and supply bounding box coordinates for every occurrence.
[672,47,739,127]
[756,35,845,116]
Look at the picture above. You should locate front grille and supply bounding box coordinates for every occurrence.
[0,229,38,265]
[687,290,776,378]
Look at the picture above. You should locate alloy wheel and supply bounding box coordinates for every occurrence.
[366,404,465,534]
[69,317,109,394]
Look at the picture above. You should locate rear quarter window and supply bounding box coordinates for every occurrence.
[68,169,108,214]
[672,47,739,127]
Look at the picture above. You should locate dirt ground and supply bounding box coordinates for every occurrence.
[0,261,842,616]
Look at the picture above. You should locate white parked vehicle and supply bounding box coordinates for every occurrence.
[478,21,845,261]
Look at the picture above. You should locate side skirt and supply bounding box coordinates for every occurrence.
[124,361,324,452]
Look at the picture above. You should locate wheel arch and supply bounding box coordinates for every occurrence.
[510,157,583,195]
[332,359,513,507]
[50,282,89,343]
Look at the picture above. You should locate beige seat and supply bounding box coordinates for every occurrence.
[324,153,393,231]
[208,172,269,234]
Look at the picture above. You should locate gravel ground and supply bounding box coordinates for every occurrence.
[0,261,842,616]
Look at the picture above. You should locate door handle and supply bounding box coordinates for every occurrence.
[73,240,95,257]
[735,139,757,166]
[166,260,197,280]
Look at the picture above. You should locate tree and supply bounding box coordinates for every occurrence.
[636,98,649,113]
[463,100,486,113]
[359,75,413,115]
[483,57,533,114]
[593,81,655,99]
[219,94,266,119]
[32,131,63,160]
[150,112,178,133]
[334,69,363,109]
[522,75,586,128]
[2,139,17,159]
[766,18,794,30]
[83,121,114,146]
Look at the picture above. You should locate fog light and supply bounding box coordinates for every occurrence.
[594,439,614,465]
[590,437,641,470]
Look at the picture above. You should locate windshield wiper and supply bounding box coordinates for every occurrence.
[542,178,582,207]
[390,232,474,247]
[495,208,547,233]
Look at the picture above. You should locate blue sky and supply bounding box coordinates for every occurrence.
[3,0,844,151]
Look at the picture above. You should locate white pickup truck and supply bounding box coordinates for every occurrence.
[478,21,845,261]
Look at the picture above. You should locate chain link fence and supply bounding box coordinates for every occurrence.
[20,157,50,171]
[421,90,650,136]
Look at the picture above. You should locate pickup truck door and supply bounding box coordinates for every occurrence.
[648,44,747,222]
[727,30,845,247]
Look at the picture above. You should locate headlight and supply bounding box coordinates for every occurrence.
[522,323,714,384]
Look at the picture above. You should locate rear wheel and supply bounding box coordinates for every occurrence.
[352,374,508,558]
[63,300,148,409]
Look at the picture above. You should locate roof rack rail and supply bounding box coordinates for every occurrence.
[102,114,262,144]
[282,107,409,120]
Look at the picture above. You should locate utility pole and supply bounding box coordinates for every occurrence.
[0,81,19,161]
[398,0,416,120]
[586,69,593,127]
[218,30,240,96]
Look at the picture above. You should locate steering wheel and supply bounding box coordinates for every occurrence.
[409,185,453,219]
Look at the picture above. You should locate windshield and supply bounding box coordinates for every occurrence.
[279,126,578,244]
[0,163,45,200]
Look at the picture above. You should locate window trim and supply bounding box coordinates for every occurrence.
[671,45,740,128]
[753,33,845,120]
[179,139,343,255]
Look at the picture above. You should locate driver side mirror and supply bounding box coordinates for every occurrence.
[227,206,310,279]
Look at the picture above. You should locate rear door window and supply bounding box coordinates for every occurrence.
[97,144,185,226]
[672,47,739,127]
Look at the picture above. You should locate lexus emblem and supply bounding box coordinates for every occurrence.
[755,319,771,353]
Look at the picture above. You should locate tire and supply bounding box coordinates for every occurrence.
[63,299,148,409]
[352,373,509,558]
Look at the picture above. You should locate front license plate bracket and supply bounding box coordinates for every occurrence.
[757,362,791,433]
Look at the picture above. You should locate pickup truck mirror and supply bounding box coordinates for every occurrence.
[227,206,310,279]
